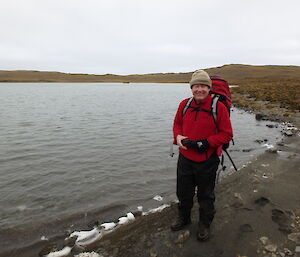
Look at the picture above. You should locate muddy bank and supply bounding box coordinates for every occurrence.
[78,131,300,257]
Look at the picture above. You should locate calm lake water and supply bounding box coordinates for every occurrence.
[0,83,283,254]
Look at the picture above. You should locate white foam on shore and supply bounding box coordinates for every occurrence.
[45,246,72,257]
[45,204,172,257]
[70,227,102,247]
[263,143,274,149]
[74,252,101,257]
[143,204,170,215]
[153,195,163,201]
[118,212,135,225]
[100,222,116,230]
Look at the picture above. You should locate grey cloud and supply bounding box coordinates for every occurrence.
[0,0,299,74]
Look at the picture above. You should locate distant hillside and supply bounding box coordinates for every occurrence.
[1,64,299,84]
[207,64,300,84]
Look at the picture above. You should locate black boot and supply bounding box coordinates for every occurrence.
[197,223,210,241]
[170,216,191,231]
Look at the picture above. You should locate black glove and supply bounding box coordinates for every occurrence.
[182,139,209,153]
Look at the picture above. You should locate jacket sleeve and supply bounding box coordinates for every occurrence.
[207,103,233,147]
[172,101,184,144]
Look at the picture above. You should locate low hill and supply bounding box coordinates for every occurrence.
[1,64,299,111]
[0,64,299,84]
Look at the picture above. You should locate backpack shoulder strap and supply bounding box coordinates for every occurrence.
[182,97,193,117]
[211,95,219,124]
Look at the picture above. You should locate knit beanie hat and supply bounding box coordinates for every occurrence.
[189,70,212,88]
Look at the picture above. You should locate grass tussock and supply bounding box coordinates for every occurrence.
[231,79,300,111]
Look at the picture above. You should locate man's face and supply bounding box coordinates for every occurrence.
[191,84,210,103]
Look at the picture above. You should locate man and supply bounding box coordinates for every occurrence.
[171,70,233,241]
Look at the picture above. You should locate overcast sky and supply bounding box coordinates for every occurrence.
[0,0,299,75]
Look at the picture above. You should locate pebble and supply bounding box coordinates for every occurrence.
[150,251,157,257]
[283,248,293,256]
[174,230,190,244]
[266,148,278,153]
[259,236,269,245]
[283,130,294,136]
[265,244,277,253]
[255,113,264,120]
[266,124,275,128]
[234,193,243,200]
[288,232,300,244]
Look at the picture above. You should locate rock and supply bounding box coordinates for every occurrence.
[296,246,300,253]
[239,224,253,232]
[266,124,275,128]
[266,147,278,153]
[259,236,269,245]
[132,210,143,217]
[288,232,300,244]
[272,209,292,233]
[283,248,293,256]
[265,244,277,252]
[255,139,264,144]
[234,193,243,200]
[255,113,264,120]
[64,236,77,247]
[174,230,190,244]
[282,130,294,136]
[150,251,157,257]
[242,148,254,152]
[255,197,270,206]
[278,252,285,257]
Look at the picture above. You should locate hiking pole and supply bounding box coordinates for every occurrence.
[223,149,238,171]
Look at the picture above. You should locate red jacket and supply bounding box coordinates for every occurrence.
[173,95,233,162]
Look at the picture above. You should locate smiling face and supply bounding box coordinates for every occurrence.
[191,84,210,103]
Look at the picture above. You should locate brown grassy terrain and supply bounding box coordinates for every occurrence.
[1,64,299,84]
[231,79,300,113]
[1,64,300,112]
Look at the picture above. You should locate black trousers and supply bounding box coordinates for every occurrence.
[176,153,219,226]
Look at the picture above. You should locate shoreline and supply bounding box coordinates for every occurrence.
[76,117,300,257]
[6,114,297,257]
[1,98,299,257]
